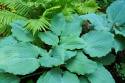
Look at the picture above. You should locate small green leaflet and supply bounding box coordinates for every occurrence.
[11,20,35,42]
[60,36,88,50]
[38,31,59,46]
[106,0,125,26]
[37,68,79,83]
[86,63,115,83]
[0,35,17,47]
[61,14,82,37]
[113,35,125,53]
[39,46,65,67]
[0,73,20,83]
[82,30,114,57]
[0,42,40,75]
[65,51,97,75]
[49,13,66,36]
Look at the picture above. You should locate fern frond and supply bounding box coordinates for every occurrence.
[24,17,50,35]
[24,5,61,35]
[75,0,99,14]
[0,10,27,25]
[0,24,11,37]
[0,0,36,18]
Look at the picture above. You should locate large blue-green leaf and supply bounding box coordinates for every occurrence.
[65,51,97,75]
[113,35,125,53]
[49,13,66,36]
[39,46,65,67]
[61,14,82,37]
[11,20,35,42]
[114,26,125,37]
[86,63,115,83]
[37,68,62,83]
[93,53,116,66]
[0,42,40,75]
[106,0,125,26]
[60,36,88,50]
[37,68,79,83]
[79,76,90,83]
[38,31,59,45]
[64,50,77,61]
[80,13,111,31]
[82,30,114,57]
[0,35,17,47]
[0,73,20,83]
[61,71,79,83]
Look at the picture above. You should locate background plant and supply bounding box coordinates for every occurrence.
[0,0,99,36]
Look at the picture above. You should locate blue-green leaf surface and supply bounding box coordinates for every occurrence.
[38,31,59,45]
[49,13,66,36]
[93,53,116,65]
[11,20,35,42]
[39,46,65,67]
[0,73,20,83]
[79,76,90,83]
[0,42,40,75]
[0,35,17,47]
[61,14,82,37]
[86,63,115,83]
[60,36,88,50]
[65,51,97,75]
[39,48,48,57]
[106,0,125,26]
[64,50,77,61]
[113,35,125,53]
[37,68,79,83]
[61,71,79,83]
[82,30,114,57]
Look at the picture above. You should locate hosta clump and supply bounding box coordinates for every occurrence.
[2,0,125,82]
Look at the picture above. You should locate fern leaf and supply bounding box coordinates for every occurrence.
[24,17,50,35]
[0,10,27,25]
[0,0,36,18]
[76,0,99,14]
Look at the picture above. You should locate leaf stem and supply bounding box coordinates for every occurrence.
[20,71,44,79]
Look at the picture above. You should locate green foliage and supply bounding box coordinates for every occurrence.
[2,0,125,82]
[0,0,99,36]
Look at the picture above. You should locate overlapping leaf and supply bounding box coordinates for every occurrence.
[0,35,17,47]
[86,63,115,83]
[82,30,114,57]
[106,0,125,26]
[39,46,65,67]
[60,36,88,50]
[38,31,59,46]
[65,51,97,75]
[113,35,125,53]
[49,13,67,36]
[61,14,82,37]
[11,20,35,42]
[0,42,40,75]
[79,76,90,83]
[37,68,79,83]
[0,73,20,83]
[64,50,77,61]
[93,53,116,65]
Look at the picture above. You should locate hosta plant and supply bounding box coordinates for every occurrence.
[1,0,125,82]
